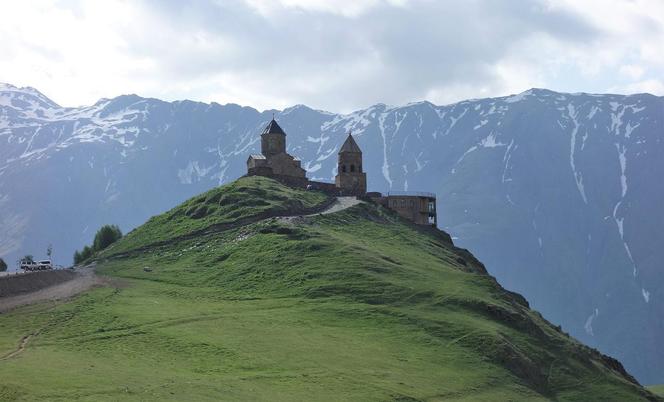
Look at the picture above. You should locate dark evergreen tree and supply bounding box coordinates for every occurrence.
[92,225,122,252]
[80,246,93,261]
[73,250,82,265]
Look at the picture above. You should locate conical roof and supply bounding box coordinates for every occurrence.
[339,133,362,153]
[261,119,286,135]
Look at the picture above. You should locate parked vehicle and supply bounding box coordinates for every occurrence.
[19,259,37,271]
[38,260,53,270]
[19,259,53,271]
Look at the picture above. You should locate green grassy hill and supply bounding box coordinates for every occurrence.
[650,386,664,397]
[0,176,659,401]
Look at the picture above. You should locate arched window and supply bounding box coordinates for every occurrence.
[350,164,355,172]
[341,165,346,173]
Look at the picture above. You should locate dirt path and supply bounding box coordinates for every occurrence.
[0,331,40,361]
[279,197,364,224]
[0,266,103,313]
[312,196,363,215]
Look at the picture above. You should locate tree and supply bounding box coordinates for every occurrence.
[80,246,93,262]
[73,250,82,265]
[0,258,7,272]
[92,225,122,252]
[73,224,123,265]
[47,244,53,259]
[73,246,94,265]
[23,255,34,263]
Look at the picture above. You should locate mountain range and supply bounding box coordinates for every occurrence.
[0,82,662,384]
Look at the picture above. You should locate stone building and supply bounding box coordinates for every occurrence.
[372,192,437,226]
[245,118,437,226]
[335,134,367,195]
[247,119,307,187]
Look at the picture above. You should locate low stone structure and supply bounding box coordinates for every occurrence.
[371,192,437,226]
[245,118,438,226]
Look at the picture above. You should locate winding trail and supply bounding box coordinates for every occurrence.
[314,196,363,215]
[278,196,363,224]
[0,331,40,361]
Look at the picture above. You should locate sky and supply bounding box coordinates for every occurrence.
[1,0,663,113]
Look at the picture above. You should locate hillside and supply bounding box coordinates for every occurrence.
[0,177,658,401]
[1,84,662,384]
[651,386,664,397]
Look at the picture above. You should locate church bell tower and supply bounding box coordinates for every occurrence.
[261,118,287,157]
[335,133,367,195]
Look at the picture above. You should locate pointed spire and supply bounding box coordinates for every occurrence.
[262,117,286,135]
[339,132,362,153]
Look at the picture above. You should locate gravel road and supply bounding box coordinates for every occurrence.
[0,266,103,313]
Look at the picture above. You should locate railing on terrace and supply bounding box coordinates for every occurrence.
[386,191,436,198]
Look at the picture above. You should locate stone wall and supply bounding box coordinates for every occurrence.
[0,270,76,298]
[307,181,340,195]
[245,171,309,188]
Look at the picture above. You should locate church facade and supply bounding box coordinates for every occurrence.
[247,119,308,188]
[246,118,436,225]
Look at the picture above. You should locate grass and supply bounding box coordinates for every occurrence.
[0,177,659,401]
[650,386,664,397]
[103,175,329,255]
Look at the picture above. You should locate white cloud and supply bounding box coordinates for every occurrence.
[242,0,411,18]
[611,79,664,95]
[243,0,383,17]
[619,65,645,80]
[0,1,152,106]
[0,0,662,112]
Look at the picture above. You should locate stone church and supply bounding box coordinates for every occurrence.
[246,118,436,225]
[247,119,308,187]
[247,118,366,195]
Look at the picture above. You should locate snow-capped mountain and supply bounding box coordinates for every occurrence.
[1,83,662,384]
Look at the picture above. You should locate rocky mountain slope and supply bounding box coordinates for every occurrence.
[0,83,662,383]
[0,176,659,401]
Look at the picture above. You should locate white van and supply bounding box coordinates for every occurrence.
[37,260,53,270]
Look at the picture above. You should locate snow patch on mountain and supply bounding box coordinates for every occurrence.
[584,308,599,336]
[479,132,506,148]
[474,120,488,130]
[642,288,650,303]
[566,103,588,204]
[377,112,393,188]
[502,139,516,183]
[504,89,533,103]
[178,161,216,184]
[443,107,468,137]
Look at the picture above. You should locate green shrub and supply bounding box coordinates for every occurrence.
[74,225,122,264]
[93,225,123,252]
[0,258,7,272]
